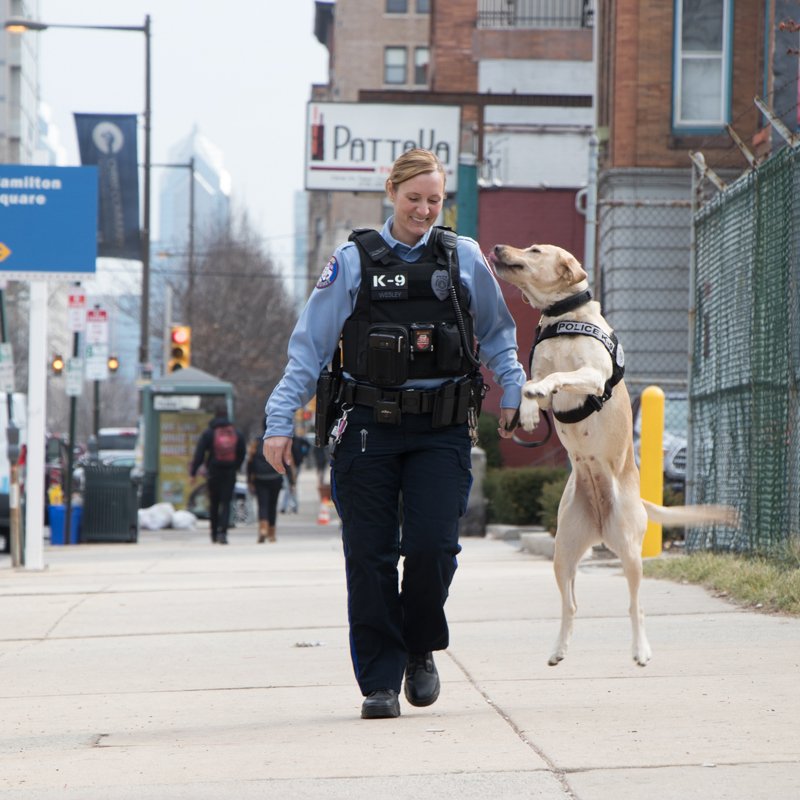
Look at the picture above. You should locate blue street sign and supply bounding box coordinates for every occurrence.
[0,165,98,279]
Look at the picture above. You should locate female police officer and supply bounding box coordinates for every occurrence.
[263,149,524,719]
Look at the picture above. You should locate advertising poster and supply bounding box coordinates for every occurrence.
[158,411,210,509]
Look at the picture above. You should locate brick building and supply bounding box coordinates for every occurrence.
[308,0,595,467]
[593,0,793,395]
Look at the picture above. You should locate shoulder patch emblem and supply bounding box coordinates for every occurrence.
[316,257,338,289]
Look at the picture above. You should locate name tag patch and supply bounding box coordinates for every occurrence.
[370,269,408,300]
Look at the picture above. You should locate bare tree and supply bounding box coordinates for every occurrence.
[171,211,298,438]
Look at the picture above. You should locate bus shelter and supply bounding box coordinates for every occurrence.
[140,367,235,508]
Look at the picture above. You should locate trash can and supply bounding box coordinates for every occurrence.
[81,465,139,543]
[49,504,82,545]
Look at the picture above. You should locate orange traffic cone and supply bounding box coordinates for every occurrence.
[317,500,331,525]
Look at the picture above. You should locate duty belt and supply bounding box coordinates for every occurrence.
[341,380,440,414]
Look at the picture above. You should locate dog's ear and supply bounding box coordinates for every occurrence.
[558,252,588,285]
[520,290,531,305]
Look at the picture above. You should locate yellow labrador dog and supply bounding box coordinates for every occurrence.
[489,243,736,666]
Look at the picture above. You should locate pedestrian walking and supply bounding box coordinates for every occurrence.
[190,406,246,545]
[246,428,283,543]
[279,434,309,513]
[262,149,524,719]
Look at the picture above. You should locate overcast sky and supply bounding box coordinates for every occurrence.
[37,0,329,276]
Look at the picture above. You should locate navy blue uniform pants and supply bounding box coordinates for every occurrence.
[330,405,472,696]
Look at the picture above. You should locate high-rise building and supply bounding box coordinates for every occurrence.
[291,191,309,312]
[153,126,232,362]
[0,0,40,165]
[157,126,232,256]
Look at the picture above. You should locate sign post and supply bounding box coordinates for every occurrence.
[0,165,97,568]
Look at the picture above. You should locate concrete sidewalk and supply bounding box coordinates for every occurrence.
[1,469,798,799]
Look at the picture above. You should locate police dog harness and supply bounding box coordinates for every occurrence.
[529,290,625,424]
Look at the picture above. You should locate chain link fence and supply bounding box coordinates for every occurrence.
[687,144,800,556]
[597,173,692,399]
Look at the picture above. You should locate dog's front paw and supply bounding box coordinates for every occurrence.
[523,379,551,400]
[633,639,652,667]
[519,395,541,431]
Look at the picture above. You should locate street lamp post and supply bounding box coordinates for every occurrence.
[5,15,153,376]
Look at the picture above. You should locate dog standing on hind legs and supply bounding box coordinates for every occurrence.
[489,242,737,667]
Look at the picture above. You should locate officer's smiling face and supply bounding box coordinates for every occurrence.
[388,171,444,247]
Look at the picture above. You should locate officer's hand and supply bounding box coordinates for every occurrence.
[497,407,519,439]
[263,436,293,474]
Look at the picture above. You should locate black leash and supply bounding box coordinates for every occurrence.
[504,408,554,449]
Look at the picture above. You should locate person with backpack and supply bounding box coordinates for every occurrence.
[190,406,246,544]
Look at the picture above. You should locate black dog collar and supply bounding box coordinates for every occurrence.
[543,289,592,317]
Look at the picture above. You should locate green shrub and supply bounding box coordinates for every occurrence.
[539,476,570,534]
[476,412,502,468]
[485,466,570,525]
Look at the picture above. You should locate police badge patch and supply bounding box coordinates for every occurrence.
[431,270,450,301]
[316,257,338,289]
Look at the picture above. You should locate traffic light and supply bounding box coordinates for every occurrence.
[51,354,65,375]
[107,355,120,373]
[168,325,191,372]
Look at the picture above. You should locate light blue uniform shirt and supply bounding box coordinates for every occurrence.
[265,218,525,439]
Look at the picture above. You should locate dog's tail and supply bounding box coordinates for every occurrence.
[642,500,739,528]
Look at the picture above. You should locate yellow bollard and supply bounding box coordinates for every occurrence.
[640,385,664,557]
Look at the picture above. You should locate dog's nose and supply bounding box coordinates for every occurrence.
[494,245,503,255]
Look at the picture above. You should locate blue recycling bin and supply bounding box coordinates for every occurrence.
[49,504,82,545]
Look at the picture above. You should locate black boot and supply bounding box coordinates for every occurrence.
[361,689,400,719]
[404,652,440,707]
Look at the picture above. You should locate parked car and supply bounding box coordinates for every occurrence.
[72,429,141,495]
[96,427,139,463]
[187,479,253,526]
[632,390,687,494]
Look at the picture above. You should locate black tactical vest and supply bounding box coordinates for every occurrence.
[341,227,476,386]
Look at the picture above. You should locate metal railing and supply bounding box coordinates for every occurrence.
[477,0,593,29]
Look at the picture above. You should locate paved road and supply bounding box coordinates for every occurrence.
[1,469,798,798]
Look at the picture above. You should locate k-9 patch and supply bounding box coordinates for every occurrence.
[316,257,338,289]
[369,268,408,300]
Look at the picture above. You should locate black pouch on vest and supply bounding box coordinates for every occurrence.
[435,322,464,373]
[432,380,457,428]
[374,398,402,425]
[314,367,341,447]
[367,325,409,386]
[454,378,471,424]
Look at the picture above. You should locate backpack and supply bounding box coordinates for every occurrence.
[212,424,238,464]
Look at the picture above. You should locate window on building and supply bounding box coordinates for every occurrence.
[416,0,431,12]
[673,0,732,131]
[414,47,430,86]
[385,47,407,84]
[386,0,408,13]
